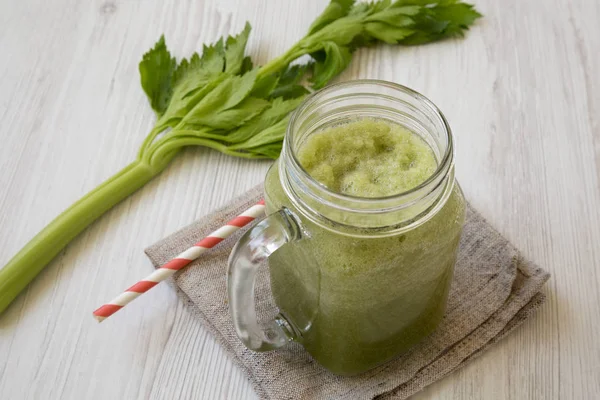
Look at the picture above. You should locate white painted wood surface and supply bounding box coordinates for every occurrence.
[0,0,598,398]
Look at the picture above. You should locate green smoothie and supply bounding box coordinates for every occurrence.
[265,118,465,375]
[298,118,437,197]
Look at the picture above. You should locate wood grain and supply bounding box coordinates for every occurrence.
[0,0,598,399]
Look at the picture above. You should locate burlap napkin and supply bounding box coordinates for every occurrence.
[145,184,550,400]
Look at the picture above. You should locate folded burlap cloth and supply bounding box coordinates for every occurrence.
[145,185,550,400]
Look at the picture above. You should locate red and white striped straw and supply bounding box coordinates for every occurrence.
[93,200,266,322]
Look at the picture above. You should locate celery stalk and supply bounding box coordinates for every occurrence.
[0,155,177,314]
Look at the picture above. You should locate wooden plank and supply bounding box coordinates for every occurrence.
[0,0,598,399]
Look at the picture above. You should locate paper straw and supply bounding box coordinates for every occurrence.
[93,200,266,322]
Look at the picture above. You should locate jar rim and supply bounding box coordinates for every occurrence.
[285,79,454,204]
[278,79,456,236]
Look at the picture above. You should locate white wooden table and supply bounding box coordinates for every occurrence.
[1,0,599,398]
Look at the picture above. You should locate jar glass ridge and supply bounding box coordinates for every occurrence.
[277,80,456,236]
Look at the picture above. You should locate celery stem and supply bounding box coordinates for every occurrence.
[0,156,175,314]
[257,45,303,80]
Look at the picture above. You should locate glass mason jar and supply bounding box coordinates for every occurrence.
[228,80,466,376]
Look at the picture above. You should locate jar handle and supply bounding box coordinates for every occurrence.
[227,207,302,351]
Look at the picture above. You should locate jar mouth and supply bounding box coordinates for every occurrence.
[285,79,453,204]
[280,79,456,235]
